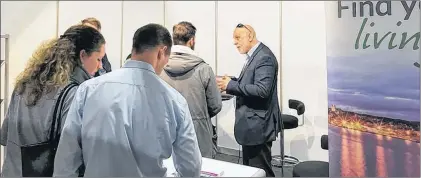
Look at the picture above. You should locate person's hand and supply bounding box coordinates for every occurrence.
[216,75,231,92]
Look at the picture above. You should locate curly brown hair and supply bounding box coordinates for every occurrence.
[15,25,105,106]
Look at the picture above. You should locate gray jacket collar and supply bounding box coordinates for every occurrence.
[70,66,92,85]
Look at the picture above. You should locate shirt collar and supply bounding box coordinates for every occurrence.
[123,60,156,73]
[171,45,198,56]
[247,41,261,58]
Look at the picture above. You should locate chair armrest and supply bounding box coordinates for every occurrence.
[321,135,328,150]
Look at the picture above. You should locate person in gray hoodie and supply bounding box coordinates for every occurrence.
[160,21,222,158]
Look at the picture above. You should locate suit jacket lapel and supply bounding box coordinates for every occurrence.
[238,43,264,80]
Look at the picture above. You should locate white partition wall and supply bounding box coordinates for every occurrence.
[121,1,165,64]
[58,1,122,69]
[216,1,282,154]
[0,37,4,168]
[164,1,217,70]
[281,1,328,161]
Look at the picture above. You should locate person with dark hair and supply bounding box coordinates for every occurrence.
[0,25,105,177]
[81,17,112,77]
[160,21,222,159]
[53,23,202,177]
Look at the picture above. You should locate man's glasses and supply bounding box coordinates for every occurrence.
[236,23,251,33]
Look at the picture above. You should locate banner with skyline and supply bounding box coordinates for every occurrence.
[325,1,420,177]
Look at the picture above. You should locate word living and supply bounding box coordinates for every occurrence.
[355,18,419,50]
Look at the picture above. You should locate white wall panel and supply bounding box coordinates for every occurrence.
[164,1,216,70]
[121,1,165,63]
[281,1,328,162]
[0,0,58,169]
[0,38,4,168]
[58,1,122,69]
[216,1,281,152]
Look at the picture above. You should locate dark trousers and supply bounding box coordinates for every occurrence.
[242,142,275,177]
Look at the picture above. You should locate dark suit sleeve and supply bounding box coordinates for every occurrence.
[226,56,276,99]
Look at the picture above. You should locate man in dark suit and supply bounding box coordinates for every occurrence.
[81,17,112,77]
[217,24,281,177]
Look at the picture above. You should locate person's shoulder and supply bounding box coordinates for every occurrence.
[195,61,215,76]
[197,61,211,69]
[259,43,275,56]
[77,73,108,93]
[65,83,79,94]
[78,76,98,88]
[84,68,124,84]
[159,78,183,97]
[158,78,188,106]
[256,43,277,63]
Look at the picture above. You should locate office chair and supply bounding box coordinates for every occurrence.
[272,99,305,176]
[292,135,329,177]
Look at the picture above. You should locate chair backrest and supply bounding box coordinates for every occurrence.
[321,134,328,150]
[288,99,305,115]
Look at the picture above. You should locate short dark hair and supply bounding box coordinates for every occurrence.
[172,21,196,45]
[81,17,102,30]
[132,23,172,55]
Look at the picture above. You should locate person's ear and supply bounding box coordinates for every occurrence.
[191,37,195,45]
[79,49,87,61]
[157,48,162,60]
[187,38,194,47]
[158,46,168,60]
[248,32,253,42]
[163,46,169,56]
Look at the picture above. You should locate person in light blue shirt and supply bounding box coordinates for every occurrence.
[53,23,202,177]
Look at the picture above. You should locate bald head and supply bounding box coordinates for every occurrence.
[233,24,258,54]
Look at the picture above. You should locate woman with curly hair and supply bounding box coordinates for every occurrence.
[0,24,105,177]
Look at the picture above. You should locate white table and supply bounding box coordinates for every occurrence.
[163,157,266,177]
